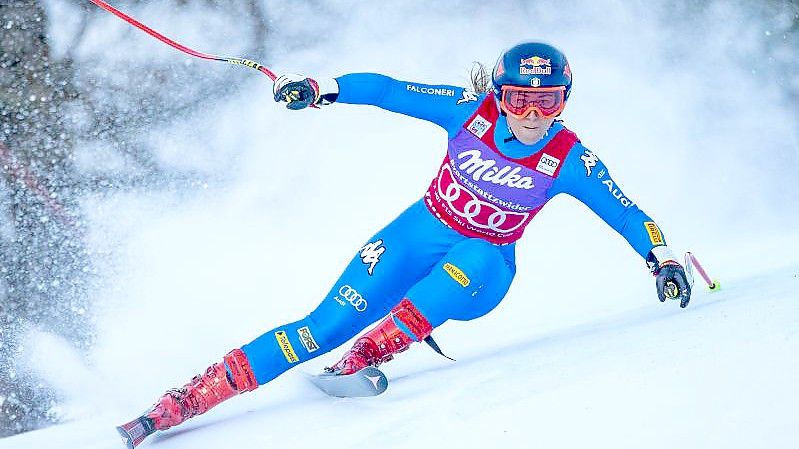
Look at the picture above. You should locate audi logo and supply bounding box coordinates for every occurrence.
[436,164,529,233]
[334,285,368,312]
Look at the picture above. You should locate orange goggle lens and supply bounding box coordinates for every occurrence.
[500,86,566,119]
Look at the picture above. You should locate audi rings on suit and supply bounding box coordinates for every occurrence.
[336,285,368,312]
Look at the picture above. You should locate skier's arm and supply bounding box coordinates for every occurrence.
[550,144,663,258]
[334,73,476,130]
[550,144,691,306]
[273,72,478,131]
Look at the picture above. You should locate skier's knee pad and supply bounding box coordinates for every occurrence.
[407,239,515,326]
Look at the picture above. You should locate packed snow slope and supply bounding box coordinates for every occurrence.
[3,234,798,449]
[6,1,799,448]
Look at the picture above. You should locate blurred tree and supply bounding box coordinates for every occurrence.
[0,0,269,437]
[1,0,88,436]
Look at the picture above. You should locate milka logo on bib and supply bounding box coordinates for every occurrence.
[456,149,535,189]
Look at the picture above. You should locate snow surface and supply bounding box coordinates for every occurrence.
[4,1,798,448]
[4,241,799,449]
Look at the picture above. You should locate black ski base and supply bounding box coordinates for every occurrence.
[116,415,156,449]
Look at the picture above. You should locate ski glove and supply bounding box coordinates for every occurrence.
[647,246,692,308]
[273,74,339,110]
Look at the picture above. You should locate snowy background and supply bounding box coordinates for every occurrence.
[1,0,798,448]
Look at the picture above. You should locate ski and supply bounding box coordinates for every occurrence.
[116,415,156,449]
[309,366,388,397]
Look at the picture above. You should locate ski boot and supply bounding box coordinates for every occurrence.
[117,348,258,448]
[326,298,434,375]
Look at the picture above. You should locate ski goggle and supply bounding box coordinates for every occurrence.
[499,85,566,119]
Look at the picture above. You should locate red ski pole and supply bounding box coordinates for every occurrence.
[684,252,720,292]
[88,0,277,81]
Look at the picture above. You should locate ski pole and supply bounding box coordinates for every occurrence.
[88,0,277,81]
[684,251,720,292]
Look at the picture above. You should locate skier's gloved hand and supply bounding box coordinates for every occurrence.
[272,73,338,110]
[647,245,692,308]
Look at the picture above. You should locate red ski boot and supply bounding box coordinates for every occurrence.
[146,348,257,430]
[117,349,258,448]
[327,298,433,375]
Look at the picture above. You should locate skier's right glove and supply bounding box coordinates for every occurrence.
[273,74,339,110]
[647,245,692,308]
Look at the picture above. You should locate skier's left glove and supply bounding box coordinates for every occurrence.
[273,73,339,110]
[647,246,692,308]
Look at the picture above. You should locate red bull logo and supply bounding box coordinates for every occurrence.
[519,56,552,76]
[520,56,550,67]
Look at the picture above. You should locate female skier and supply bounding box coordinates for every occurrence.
[122,42,691,443]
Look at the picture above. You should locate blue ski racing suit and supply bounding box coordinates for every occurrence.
[243,73,669,385]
